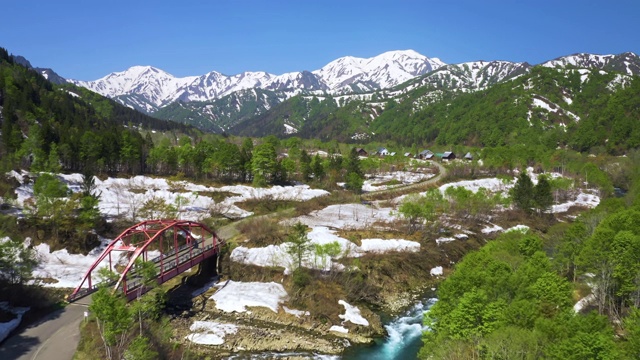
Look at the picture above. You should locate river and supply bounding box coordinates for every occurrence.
[341,298,437,360]
[226,297,437,360]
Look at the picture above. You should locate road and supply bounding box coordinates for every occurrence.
[0,297,90,360]
[362,160,448,200]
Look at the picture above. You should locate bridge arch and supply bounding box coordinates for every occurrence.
[69,220,223,302]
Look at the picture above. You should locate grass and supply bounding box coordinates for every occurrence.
[235,216,287,247]
[235,198,298,216]
[193,190,237,203]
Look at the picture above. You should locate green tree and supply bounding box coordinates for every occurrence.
[511,172,534,213]
[0,236,37,285]
[251,142,277,187]
[345,147,363,177]
[299,149,312,181]
[313,241,342,271]
[345,172,364,193]
[130,259,163,336]
[311,154,325,181]
[123,336,158,360]
[31,173,71,239]
[286,222,312,270]
[534,175,553,214]
[90,286,133,360]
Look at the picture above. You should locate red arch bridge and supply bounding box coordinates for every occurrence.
[68,220,224,302]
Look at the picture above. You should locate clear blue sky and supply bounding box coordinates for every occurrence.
[2,0,639,80]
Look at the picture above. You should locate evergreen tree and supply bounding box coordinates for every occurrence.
[533,175,553,214]
[311,154,325,181]
[285,222,312,270]
[300,149,312,181]
[511,172,535,213]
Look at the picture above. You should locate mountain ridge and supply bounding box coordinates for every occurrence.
[67,50,446,113]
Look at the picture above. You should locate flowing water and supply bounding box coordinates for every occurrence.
[341,298,437,360]
[227,298,437,360]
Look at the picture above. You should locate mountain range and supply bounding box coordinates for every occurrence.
[45,50,640,144]
[67,50,445,114]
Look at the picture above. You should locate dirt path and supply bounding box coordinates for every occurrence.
[361,161,448,201]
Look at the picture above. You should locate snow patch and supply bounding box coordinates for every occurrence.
[185,321,238,345]
[0,302,29,343]
[330,325,349,333]
[430,266,443,276]
[338,300,369,326]
[283,306,310,318]
[210,280,287,313]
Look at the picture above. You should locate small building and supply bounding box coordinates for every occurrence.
[464,152,473,161]
[355,148,368,157]
[389,152,396,156]
[404,152,413,157]
[376,147,390,156]
[418,150,434,159]
[442,151,456,161]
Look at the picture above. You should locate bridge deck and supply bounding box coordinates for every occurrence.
[68,220,222,303]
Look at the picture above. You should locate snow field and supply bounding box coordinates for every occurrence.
[210,280,288,313]
[291,203,399,230]
[231,226,420,273]
[11,172,329,222]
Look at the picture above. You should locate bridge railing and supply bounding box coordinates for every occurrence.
[68,237,220,302]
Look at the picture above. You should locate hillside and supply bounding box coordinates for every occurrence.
[227,54,640,154]
[0,47,194,174]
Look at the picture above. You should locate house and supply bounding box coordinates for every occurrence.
[442,151,456,161]
[389,152,396,156]
[464,152,473,160]
[376,147,390,156]
[404,152,413,157]
[355,148,368,157]
[418,150,433,159]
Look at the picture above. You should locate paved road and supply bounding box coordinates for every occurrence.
[0,298,89,360]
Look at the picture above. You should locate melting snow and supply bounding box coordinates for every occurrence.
[0,302,29,343]
[231,226,419,273]
[481,224,504,234]
[430,266,443,276]
[30,236,126,288]
[505,225,529,233]
[330,325,349,333]
[11,173,328,221]
[362,171,434,192]
[210,280,288,313]
[283,306,310,318]
[185,321,238,345]
[338,300,369,326]
[291,204,398,230]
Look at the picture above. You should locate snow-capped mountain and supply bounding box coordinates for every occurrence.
[542,52,640,76]
[68,50,446,113]
[401,60,531,94]
[312,49,445,91]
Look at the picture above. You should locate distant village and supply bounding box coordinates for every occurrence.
[355,147,474,161]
